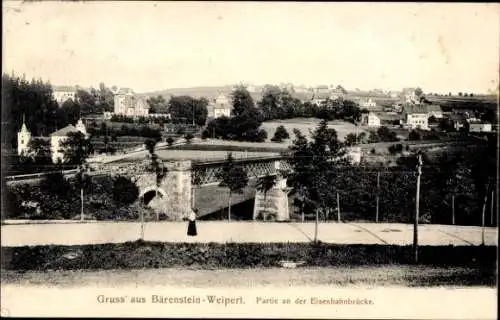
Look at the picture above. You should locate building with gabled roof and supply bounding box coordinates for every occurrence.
[52,85,78,105]
[50,121,88,164]
[113,87,149,117]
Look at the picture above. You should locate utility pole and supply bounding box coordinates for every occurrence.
[490,190,494,226]
[314,208,319,243]
[376,171,380,223]
[481,183,489,246]
[192,104,195,127]
[414,152,423,264]
[451,194,455,225]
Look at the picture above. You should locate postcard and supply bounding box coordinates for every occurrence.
[1,1,498,319]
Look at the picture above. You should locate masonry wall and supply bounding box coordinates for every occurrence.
[253,177,290,221]
[159,160,192,220]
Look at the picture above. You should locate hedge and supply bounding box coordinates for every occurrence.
[2,241,495,271]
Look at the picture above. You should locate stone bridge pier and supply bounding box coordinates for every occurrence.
[252,161,291,222]
[108,160,193,221]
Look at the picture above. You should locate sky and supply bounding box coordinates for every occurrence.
[3,2,499,94]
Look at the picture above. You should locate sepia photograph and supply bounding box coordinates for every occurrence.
[1,1,498,318]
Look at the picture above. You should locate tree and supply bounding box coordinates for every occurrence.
[168,95,208,126]
[144,139,167,220]
[74,164,92,220]
[408,130,422,141]
[40,171,73,199]
[112,176,139,206]
[256,175,277,220]
[270,125,290,142]
[344,133,358,146]
[415,88,423,97]
[216,152,249,221]
[231,85,256,117]
[184,133,194,144]
[146,95,169,114]
[27,137,51,164]
[286,120,350,225]
[166,137,175,146]
[376,126,399,142]
[60,131,93,166]
[75,89,99,115]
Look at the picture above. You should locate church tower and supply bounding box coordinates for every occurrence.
[17,115,32,156]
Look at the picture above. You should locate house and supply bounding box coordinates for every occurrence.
[426,104,444,119]
[312,86,331,106]
[447,113,467,131]
[18,117,88,163]
[469,122,492,133]
[113,87,149,117]
[208,93,231,118]
[402,105,429,130]
[329,85,346,100]
[361,112,402,127]
[361,112,381,127]
[52,85,77,105]
[401,88,420,105]
[359,98,377,108]
[50,120,88,164]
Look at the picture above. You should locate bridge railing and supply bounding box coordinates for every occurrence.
[4,169,80,182]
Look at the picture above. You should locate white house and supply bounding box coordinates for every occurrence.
[113,87,149,117]
[469,122,492,133]
[208,93,232,118]
[403,105,429,130]
[361,112,381,127]
[359,98,377,108]
[50,120,88,164]
[52,86,77,105]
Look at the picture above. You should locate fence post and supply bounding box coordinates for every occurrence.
[452,194,455,225]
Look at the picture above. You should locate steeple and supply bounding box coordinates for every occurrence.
[18,113,32,156]
[20,114,28,133]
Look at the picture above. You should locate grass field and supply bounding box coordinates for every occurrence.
[261,118,366,145]
[115,150,279,162]
[1,265,495,288]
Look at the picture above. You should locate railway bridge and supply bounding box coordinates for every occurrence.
[90,155,295,221]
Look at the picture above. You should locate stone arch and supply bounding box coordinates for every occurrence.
[139,186,168,205]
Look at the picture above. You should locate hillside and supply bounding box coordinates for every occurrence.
[140,85,243,99]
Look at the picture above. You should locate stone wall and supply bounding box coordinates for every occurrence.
[105,160,193,221]
[253,177,290,222]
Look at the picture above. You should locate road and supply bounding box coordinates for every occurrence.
[1,221,497,247]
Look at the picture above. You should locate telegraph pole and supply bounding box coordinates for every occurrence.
[414,152,423,264]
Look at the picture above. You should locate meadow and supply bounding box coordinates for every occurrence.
[261,118,366,145]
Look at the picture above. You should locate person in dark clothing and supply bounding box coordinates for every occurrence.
[187,209,197,236]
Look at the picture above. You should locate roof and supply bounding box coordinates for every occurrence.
[50,125,80,137]
[373,112,402,121]
[426,104,443,113]
[402,104,429,114]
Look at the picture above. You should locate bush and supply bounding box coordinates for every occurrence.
[3,242,495,271]
[388,144,403,154]
[408,130,422,141]
[270,125,290,143]
[166,137,175,146]
[184,133,194,144]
